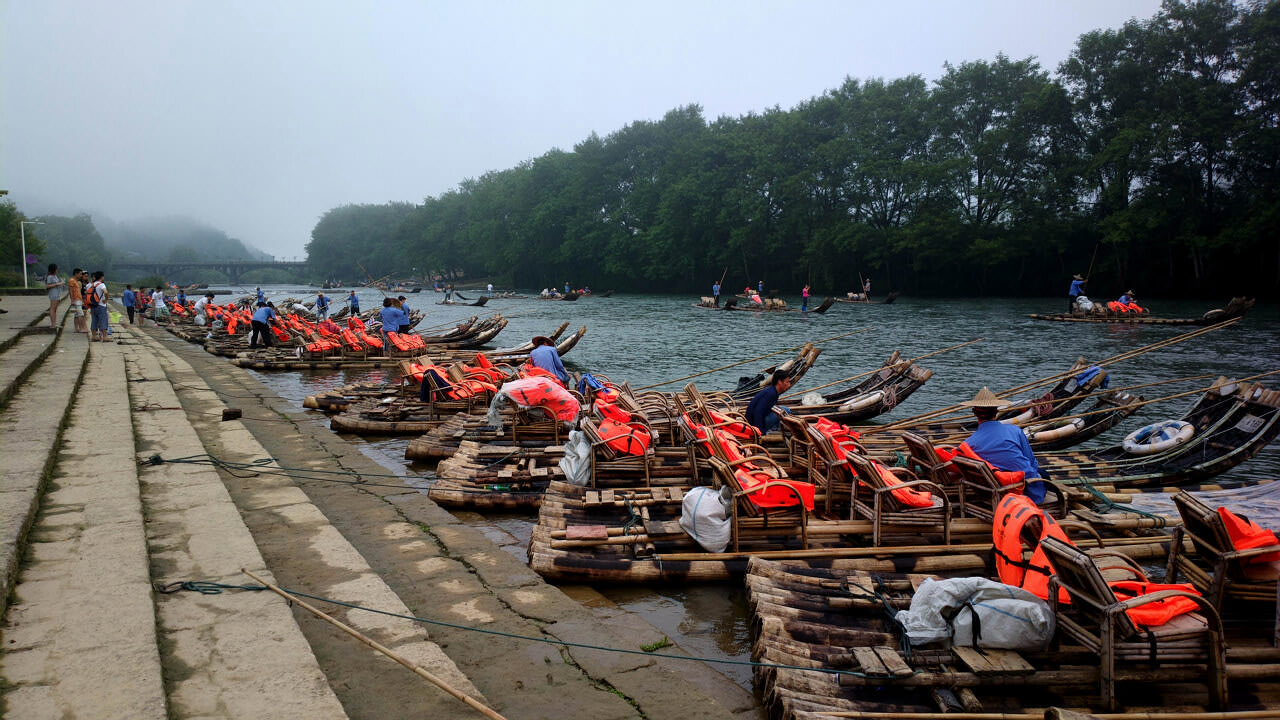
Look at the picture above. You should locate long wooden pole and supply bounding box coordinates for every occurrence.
[814,711,1280,720]
[783,338,984,399]
[635,328,873,391]
[874,319,1240,431]
[241,568,509,720]
[356,261,389,299]
[1086,241,1100,281]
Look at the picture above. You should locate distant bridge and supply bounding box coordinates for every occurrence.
[113,260,307,284]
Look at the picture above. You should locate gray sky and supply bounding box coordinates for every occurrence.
[3,0,1162,259]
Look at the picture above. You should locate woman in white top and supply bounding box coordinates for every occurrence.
[44,263,64,328]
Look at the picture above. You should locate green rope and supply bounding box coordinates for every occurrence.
[156,579,888,679]
[140,453,426,491]
[1074,477,1166,524]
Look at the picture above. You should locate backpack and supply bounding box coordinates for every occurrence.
[86,282,103,308]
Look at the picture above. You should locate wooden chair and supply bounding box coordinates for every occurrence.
[900,431,963,500]
[705,456,811,552]
[950,455,1066,521]
[1167,490,1280,646]
[841,449,950,546]
[1042,536,1227,711]
[579,412,658,488]
[777,412,815,470]
[419,366,482,419]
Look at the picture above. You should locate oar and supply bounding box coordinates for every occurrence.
[783,338,984,400]
[356,261,389,299]
[634,328,873,391]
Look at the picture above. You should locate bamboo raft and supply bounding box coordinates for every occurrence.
[230,323,587,371]
[746,557,1280,720]
[834,290,900,305]
[780,351,934,424]
[1030,297,1254,325]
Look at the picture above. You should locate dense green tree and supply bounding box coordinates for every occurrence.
[34,213,112,271]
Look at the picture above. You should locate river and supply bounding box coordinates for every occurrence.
[243,286,1280,691]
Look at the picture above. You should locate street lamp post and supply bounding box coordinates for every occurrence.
[19,221,44,289]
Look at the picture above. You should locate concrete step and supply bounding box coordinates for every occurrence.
[0,305,86,618]
[119,332,351,719]
[0,343,167,719]
[127,325,476,717]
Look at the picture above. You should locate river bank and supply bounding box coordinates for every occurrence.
[0,293,758,719]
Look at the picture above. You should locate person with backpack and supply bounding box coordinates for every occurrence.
[86,271,109,342]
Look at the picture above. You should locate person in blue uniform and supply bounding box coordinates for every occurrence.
[1068,273,1086,312]
[529,335,569,384]
[348,290,360,314]
[256,287,265,305]
[249,302,277,349]
[380,297,405,333]
[745,371,793,434]
[962,387,1048,503]
[396,296,411,332]
[315,292,330,321]
[712,281,720,306]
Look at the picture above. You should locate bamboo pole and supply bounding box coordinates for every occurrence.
[241,568,509,720]
[636,328,873,390]
[812,710,1280,719]
[652,535,1169,562]
[870,320,1241,433]
[784,338,984,399]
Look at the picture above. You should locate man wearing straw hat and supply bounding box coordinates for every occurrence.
[962,387,1049,503]
[1067,273,1086,313]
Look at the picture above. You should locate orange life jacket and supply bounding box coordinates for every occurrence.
[1109,580,1202,628]
[304,338,341,354]
[340,328,365,352]
[596,417,652,456]
[732,467,816,511]
[519,364,559,382]
[348,316,366,332]
[993,494,1074,602]
[1218,506,1280,564]
[864,458,933,508]
[707,409,758,441]
[812,416,862,453]
[386,332,415,352]
[358,330,383,350]
[226,315,240,335]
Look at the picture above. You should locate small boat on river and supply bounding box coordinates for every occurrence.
[1030,296,1254,325]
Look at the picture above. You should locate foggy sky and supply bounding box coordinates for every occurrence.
[2,0,1163,259]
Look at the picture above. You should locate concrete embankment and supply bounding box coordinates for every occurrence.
[0,294,757,719]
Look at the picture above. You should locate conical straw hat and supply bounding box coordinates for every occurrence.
[962,386,1005,408]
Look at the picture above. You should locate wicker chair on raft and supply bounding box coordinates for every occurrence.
[1166,490,1280,647]
[948,454,1068,521]
[1041,536,1228,711]
[579,402,660,488]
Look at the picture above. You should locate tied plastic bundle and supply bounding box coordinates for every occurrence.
[894,577,1054,651]
[486,376,581,429]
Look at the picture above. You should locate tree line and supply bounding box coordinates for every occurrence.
[308,2,1280,299]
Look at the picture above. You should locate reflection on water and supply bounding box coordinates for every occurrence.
[247,287,1280,690]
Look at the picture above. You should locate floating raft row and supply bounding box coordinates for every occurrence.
[746,558,1280,720]
[1030,297,1254,325]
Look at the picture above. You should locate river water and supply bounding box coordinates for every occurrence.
[245,286,1280,691]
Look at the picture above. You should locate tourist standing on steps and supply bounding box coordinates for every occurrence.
[86,271,110,342]
[122,285,137,325]
[249,302,277,349]
[68,268,87,333]
[44,264,64,328]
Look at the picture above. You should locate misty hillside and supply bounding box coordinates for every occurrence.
[97,215,271,262]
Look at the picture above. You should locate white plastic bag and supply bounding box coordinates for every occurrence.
[679,486,732,553]
[558,430,592,486]
[894,577,1054,651]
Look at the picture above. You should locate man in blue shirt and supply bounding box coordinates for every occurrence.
[176,289,186,307]
[1068,273,1086,313]
[529,335,569,384]
[249,302,277,349]
[315,292,330,321]
[745,371,792,434]
[122,285,136,325]
[348,290,360,314]
[962,387,1049,503]
[256,287,265,305]
[712,281,721,306]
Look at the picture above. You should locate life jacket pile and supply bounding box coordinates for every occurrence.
[386,332,427,353]
[591,393,653,457]
[809,417,932,508]
[1217,506,1280,564]
[458,353,511,383]
[1107,300,1145,313]
[346,318,383,350]
[518,363,563,385]
[993,494,1202,627]
[935,442,1025,486]
[682,413,815,511]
